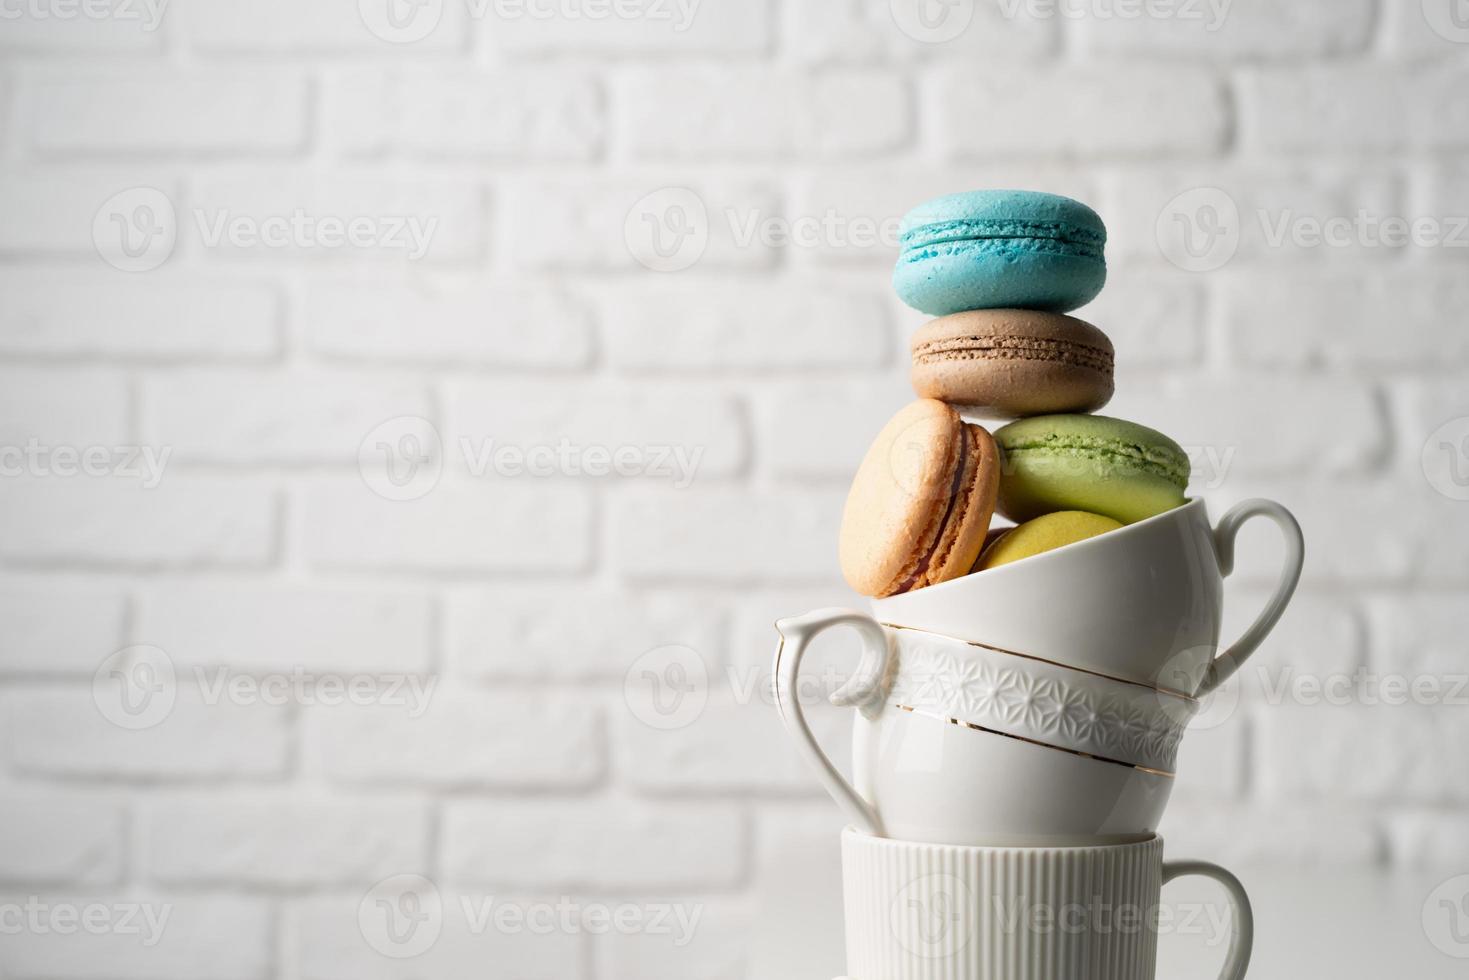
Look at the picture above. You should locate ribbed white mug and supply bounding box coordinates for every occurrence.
[841,831,1252,980]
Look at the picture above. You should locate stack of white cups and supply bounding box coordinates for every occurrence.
[773,497,1304,980]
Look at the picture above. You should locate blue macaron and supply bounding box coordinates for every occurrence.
[893,190,1107,316]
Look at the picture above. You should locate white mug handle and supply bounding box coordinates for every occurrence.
[1200,498,1305,698]
[1162,860,1254,980]
[773,608,892,838]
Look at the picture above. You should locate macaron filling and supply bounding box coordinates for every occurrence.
[890,425,974,595]
[900,219,1106,260]
[913,335,1114,374]
[1001,434,1190,489]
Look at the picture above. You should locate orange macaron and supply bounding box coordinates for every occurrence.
[839,399,1000,597]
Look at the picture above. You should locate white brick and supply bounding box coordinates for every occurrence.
[0,588,126,675]
[1107,167,1404,266]
[1072,268,1206,368]
[1169,718,1245,802]
[786,0,1057,63]
[1366,596,1469,680]
[0,368,129,449]
[0,175,175,256]
[1076,0,1375,59]
[443,799,743,889]
[601,899,752,980]
[304,278,593,367]
[482,0,769,55]
[302,480,591,573]
[502,178,778,272]
[1105,373,1388,477]
[1222,594,1364,706]
[616,68,909,160]
[1241,65,1469,153]
[303,691,603,788]
[620,684,852,794]
[144,370,430,465]
[28,70,308,153]
[1258,704,1469,803]
[0,792,124,883]
[447,380,746,482]
[0,1,165,52]
[1387,811,1469,869]
[325,68,601,159]
[449,588,724,681]
[143,794,428,886]
[931,66,1227,159]
[1385,0,1469,56]
[599,277,893,371]
[288,888,584,980]
[1423,163,1469,237]
[0,892,270,980]
[791,168,1099,265]
[757,379,912,481]
[1224,270,1469,369]
[188,175,483,263]
[9,685,291,779]
[0,271,279,360]
[613,488,844,583]
[727,588,871,685]
[1157,801,1380,866]
[177,0,466,52]
[135,585,433,674]
[0,477,276,569]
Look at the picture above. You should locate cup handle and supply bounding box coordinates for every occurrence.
[1200,498,1305,698]
[1162,860,1254,980]
[772,608,892,838]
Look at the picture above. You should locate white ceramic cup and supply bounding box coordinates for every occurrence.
[841,830,1252,980]
[871,497,1304,696]
[774,612,1183,846]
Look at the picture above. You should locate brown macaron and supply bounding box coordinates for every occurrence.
[909,309,1114,418]
[839,399,1000,598]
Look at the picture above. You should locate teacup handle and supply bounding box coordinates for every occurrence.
[1162,860,1254,980]
[1201,498,1305,698]
[773,608,892,838]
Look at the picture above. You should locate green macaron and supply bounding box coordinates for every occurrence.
[993,415,1190,525]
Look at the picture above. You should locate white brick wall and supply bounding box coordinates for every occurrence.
[3,2,1468,978]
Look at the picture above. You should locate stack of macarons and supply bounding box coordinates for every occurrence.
[840,190,1191,597]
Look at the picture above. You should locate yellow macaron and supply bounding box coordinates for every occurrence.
[975,511,1123,571]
